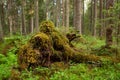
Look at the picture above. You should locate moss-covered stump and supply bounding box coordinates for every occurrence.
[18,21,101,70]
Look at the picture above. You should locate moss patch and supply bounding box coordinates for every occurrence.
[17,21,102,70]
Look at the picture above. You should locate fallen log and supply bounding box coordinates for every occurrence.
[18,21,114,70]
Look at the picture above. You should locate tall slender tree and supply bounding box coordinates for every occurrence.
[21,0,26,35]
[99,0,103,38]
[93,0,97,37]
[74,0,82,34]
[90,0,93,34]
[64,0,69,32]
[0,3,3,41]
[82,0,84,34]
[35,0,39,32]
[8,0,13,36]
[106,0,114,47]
[61,0,65,28]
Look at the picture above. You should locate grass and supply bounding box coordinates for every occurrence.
[0,35,120,80]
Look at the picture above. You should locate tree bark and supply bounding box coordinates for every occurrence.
[117,0,120,45]
[90,0,93,34]
[74,0,82,34]
[0,4,3,41]
[93,0,97,37]
[0,2,6,36]
[8,0,13,36]
[21,0,26,35]
[82,0,84,34]
[0,18,3,41]
[105,0,114,47]
[30,17,34,33]
[46,0,49,20]
[64,0,69,32]
[35,0,39,32]
[62,0,65,27]
[99,0,103,38]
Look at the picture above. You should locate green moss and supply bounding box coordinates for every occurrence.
[30,32,51,49]
[18,44,40,69]
[17,20,102,70]
[39,20,55,34]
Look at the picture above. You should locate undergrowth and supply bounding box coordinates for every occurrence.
[0,34,120,80]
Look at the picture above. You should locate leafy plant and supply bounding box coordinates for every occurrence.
[0,48,17,79]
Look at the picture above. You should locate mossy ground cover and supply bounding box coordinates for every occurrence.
[17,21,103,70]
[0,21,120,80]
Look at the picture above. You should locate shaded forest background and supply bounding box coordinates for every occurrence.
[0,0,120,43]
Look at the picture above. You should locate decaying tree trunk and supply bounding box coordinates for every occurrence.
[18,21,102,70]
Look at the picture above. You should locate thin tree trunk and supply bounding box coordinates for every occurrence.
[103,0,106,38]
[21,0,26,35]
[30,17,34,33]
[93,0,97,37]
[35,0,39,32]
[0,4,3,41]
[46,0,49,20]
[90,0,93,35]
[1,2,5,36]
[74,0,82,34]
[105,0,114,47]
[73,0,76,29]
[62,0,65,27]
[99,0,103,38]
[8,0,13,36]
[56,0,61,27]
[82,0,84,34]
[0,18,3,41]
[64,0,69,32]
[117,0,120,45]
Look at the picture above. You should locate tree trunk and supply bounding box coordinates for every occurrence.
[64,0,69,32]
[0,4,3,41]
[46,0,49,20]
[117,0,120,45]
[62,0,65,27]
[103,0,106,38]
[82,0,84,34]
[74,0,82,34]
[99,0,103,38]
[1,2,6,36]
[93,0,97,37]
[35,0,39,32]
[105,0,114,47]
[21,0,26,35]
[30,17,34,33]
[90,0,93,35]
[8,0,13,36]
[0,18,3,41]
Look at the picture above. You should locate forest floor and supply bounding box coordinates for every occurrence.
[0,31,120,80]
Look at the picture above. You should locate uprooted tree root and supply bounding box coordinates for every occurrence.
[18,21,118,70]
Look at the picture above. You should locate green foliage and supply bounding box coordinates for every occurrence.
[0,34,120,80]
[50,63,120,80]
[72,35,105,51]
[0,47,17,79]
[20,70,39,80]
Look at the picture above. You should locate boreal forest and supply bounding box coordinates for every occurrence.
[0,0,120,80]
